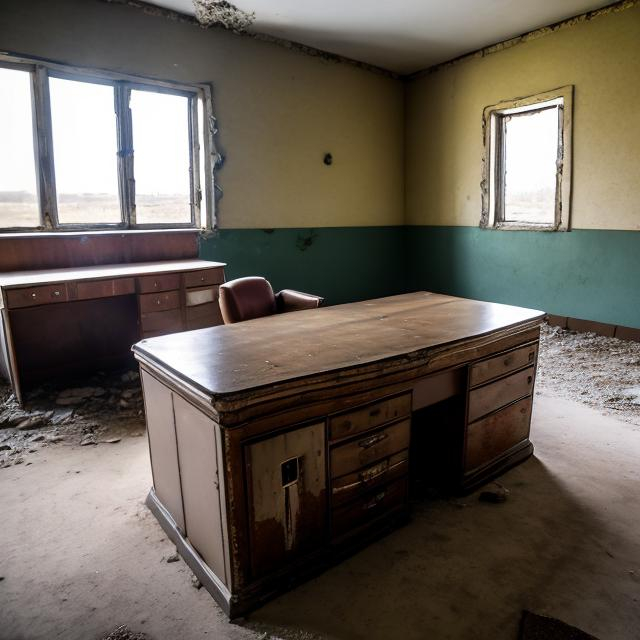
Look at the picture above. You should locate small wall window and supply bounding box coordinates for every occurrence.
[0,54,218,232]
[481,86,573,231]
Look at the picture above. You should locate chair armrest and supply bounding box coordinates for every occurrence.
[276,289,324,313]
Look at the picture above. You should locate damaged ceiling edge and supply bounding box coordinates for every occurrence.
[103,0,637,81]
[408,0,639,80]
[102,0,400,79]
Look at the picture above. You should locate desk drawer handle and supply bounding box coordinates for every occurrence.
[528,351,535,362]
[332,459,404,495]
[363,491,386,510]
[31,292,37,298]
[52,290,61,297]
[369,407,381,418]
[527,375,533,384]
[358,432,388,449]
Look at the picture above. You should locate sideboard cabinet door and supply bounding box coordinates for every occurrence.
[245,422,326,578]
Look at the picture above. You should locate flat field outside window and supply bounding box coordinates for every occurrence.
[49,77,121,224]
[130,90,192,225]
[0,67,40,228]
[503,107,558,225]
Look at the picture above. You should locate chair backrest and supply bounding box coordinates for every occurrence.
[219,277,277,324]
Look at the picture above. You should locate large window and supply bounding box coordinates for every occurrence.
[0,55,216,231]
[481,86,573,231]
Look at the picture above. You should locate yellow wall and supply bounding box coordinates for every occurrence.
[0,0,404,229]
[405,3,640,230]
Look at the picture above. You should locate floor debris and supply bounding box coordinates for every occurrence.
[102,624,151,640]
[537,324,640,425]
[0,368,145,468]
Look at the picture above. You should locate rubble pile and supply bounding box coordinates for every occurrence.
[0,369,145,468]
[537,324,640,425]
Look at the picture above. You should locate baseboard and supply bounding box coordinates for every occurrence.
[546,315,640,342]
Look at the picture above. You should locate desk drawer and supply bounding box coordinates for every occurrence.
[332,477,408,540]
[184,268,225,288]
[330,419,410,479]
[140,308,183,335]
[186,302,222,330]
[465,396,533,472]
[470,342,538,388]
[332,450,408,508]
[185,285,219,307]
[468,366,534,423]
[6,284,67,308]
[329,393,411,442]
[137,273,181,294]
[76,278,135,300]
[139,290,181,314]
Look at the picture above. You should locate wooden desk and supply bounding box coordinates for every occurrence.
[0,258,226,403]
[132,292,545,617]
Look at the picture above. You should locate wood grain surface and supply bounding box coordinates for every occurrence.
[134,292,544,401]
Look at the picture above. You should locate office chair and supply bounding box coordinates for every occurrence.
[219,276,324,324]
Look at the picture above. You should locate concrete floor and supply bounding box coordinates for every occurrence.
[1,393,639,640]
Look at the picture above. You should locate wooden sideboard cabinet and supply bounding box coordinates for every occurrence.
[133,292,545,617]
[0,231,226,402]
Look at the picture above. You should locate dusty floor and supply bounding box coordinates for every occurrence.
[1,327,640,640]
[537,325,640,425]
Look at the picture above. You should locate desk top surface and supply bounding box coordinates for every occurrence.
[133,292,545,400]
[0,259,225,288]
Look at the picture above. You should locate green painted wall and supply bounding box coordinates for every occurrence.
[406,227,640,329]
[199,227,407,306]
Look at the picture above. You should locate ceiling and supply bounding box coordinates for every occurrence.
[146,0,615,74]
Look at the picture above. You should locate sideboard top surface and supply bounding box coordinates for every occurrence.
[133,292,545,401]
[0,259,226,289]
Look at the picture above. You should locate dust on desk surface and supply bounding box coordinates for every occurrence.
[537,324,640,426]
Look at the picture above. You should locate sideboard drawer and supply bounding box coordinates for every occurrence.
[329,393,412,442]
[186,302,222,330]
[6,283,68,308]
[332,449,408,508]
[465,396,533,472]
[76,277,136,300]
[468,366,534,423]
[140,308,183,336]
[185,285,219,307]
[184,268,225,288]
[330,419,410,479]
[470,342,538,388]
[137,273,181,294]
[331,476,408,540]
[139,290,181,314]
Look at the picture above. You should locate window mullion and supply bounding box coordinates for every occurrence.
[494,116,507,224]
[188,96,201,228]
[32,66,59,229]
[115,83,135,226]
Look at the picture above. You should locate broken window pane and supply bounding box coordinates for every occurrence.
[503,107,559,225]
[49,77,121,224]
[130,89,192,225]
[0,67,40,228]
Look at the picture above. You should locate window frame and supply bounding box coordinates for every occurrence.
[0,53,219,232]
[480,86,573,232]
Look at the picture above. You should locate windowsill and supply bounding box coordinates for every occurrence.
[0,228,202,239]
[481,222,568,232]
